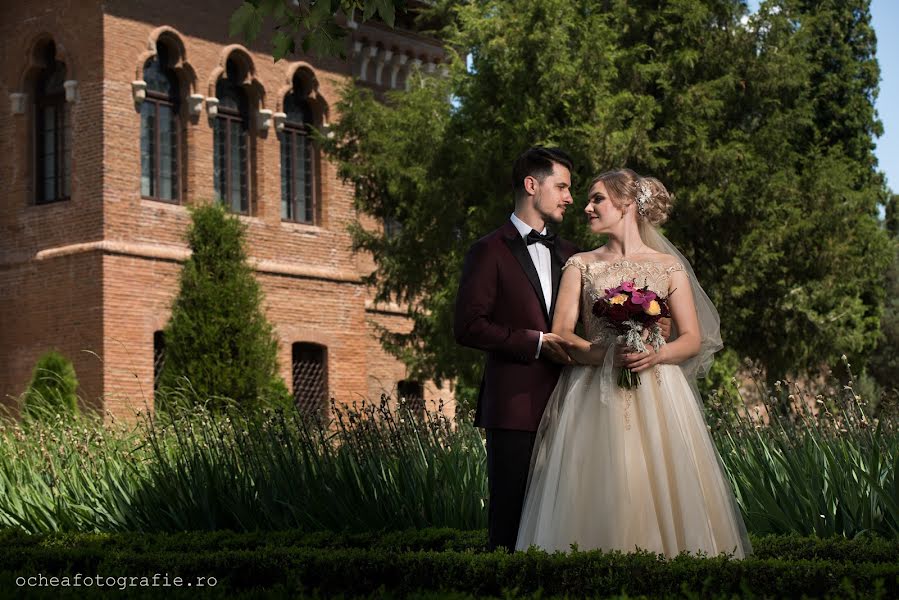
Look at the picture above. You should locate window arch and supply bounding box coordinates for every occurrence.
[140,43,181,202]
[280,83,316,223]
[213,59,250,214]
[34,42,71,204]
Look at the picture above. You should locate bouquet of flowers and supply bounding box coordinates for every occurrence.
[592,280,672,388]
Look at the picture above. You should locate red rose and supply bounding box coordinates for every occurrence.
[607,304,629,323]
[625,299,644,314]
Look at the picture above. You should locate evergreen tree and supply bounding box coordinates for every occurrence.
[156,204,289,412]
[22,350,79,421]
[323,0,892,406]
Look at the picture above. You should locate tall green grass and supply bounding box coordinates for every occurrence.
[1,367,897,538]
[0,393,486,533]
[708,363,899,539]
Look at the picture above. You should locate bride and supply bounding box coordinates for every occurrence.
[515,168,752,558]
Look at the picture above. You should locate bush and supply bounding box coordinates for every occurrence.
[21,350,79,421]
[155,204,290,413]
[1,529,898,598]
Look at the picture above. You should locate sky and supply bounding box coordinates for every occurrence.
[747,0,898,193]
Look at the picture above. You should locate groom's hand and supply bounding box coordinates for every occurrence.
[540,333,573,364]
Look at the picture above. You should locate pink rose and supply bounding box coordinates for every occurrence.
[620,281,636,293]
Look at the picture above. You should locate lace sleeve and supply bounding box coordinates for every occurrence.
[563,255,588,274]
[665,262,686,275]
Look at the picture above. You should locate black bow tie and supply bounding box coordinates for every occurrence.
[526,229,556,247]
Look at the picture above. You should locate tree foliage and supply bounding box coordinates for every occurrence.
[230,0,407,60]
[21,350,80,420]
[323,0,893,408]
[156,204,289,412]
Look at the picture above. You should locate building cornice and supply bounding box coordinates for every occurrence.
[0,240,363,283]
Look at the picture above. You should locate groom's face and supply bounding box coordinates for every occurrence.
[531,163,573,224]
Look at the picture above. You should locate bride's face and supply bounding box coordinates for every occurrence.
[584,181,623,233]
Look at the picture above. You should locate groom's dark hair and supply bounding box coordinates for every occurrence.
[512,146,573,200]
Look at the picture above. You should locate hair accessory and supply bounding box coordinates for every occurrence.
[635,179,651,217]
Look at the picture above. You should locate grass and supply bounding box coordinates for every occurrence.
[0,362,896,538]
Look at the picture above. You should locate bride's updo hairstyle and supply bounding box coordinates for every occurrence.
[590,168,674,227]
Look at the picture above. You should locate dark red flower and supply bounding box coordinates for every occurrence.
[607,304,629,322]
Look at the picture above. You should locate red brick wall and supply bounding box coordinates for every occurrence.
[1,1,105,408]
[1,0,453,419]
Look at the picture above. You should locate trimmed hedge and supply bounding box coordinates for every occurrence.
[2,528,897,561]
[1,529,898,598]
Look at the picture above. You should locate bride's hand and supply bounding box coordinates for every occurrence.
[621,345,664,372]
[612,344,631,368]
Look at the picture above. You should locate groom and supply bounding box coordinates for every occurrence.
[454,146,580,551]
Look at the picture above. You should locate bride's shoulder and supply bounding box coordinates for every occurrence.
[645,252,681,267]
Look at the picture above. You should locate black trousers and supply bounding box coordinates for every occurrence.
[485,428,537,552]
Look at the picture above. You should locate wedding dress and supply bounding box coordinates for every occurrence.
[515,256,752,558]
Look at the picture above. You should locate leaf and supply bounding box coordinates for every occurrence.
[272,30,296,62]
[307,0,334,28]
[259,0,288,20]
[375,0,395,27]
[362,0,377,22]
[302,21,348,58]
[229,1,263,42]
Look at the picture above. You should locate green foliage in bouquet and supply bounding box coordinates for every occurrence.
[155,204,290,412]
[21,350,79,421]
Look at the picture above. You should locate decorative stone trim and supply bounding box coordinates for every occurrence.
[206,96,219,118]
[375,49,392,85]
[63,80,78,103]
[1,240,363,283]
[132,80,147,105]
[10,92,27,115]
[273,111,287,133]
[257,108,272,131]
[390,53,408,89]
[188,93,204,116]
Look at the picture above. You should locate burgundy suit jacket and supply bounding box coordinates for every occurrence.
[454,220,579,431]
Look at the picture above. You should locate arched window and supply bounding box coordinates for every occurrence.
[292,342,327,416]
[34,42,71,204]
[213,59,250,214]
[280,87,315,223]
[140,44,181,202]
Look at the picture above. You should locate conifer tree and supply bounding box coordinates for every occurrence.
[156,204,289,412]
[22,350,79,420]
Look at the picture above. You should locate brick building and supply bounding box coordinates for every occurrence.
[0,1,453,419]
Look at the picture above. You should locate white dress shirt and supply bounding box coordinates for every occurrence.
[510,213,552,358]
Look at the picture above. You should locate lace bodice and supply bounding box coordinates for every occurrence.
[564,256,686,346]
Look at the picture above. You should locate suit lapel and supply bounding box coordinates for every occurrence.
[503,234,551,326]
[549,245,564,324]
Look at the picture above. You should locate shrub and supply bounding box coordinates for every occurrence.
[21,350,79,421]
[155,204,290,413]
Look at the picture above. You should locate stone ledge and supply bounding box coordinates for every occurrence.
[0,240,363,283]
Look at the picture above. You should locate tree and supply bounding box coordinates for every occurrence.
[321,0,892,407]
[156,204,289,412]
[22,350,79,421]
[229,0,409,60]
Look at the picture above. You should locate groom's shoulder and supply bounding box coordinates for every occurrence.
[557,236,580,258]
[469,222,516,249]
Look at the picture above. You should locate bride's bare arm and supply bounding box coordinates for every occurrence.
[550,264,608,365]
[626,268,701,372]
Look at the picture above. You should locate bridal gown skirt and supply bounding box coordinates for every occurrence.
[516,363,752,558]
